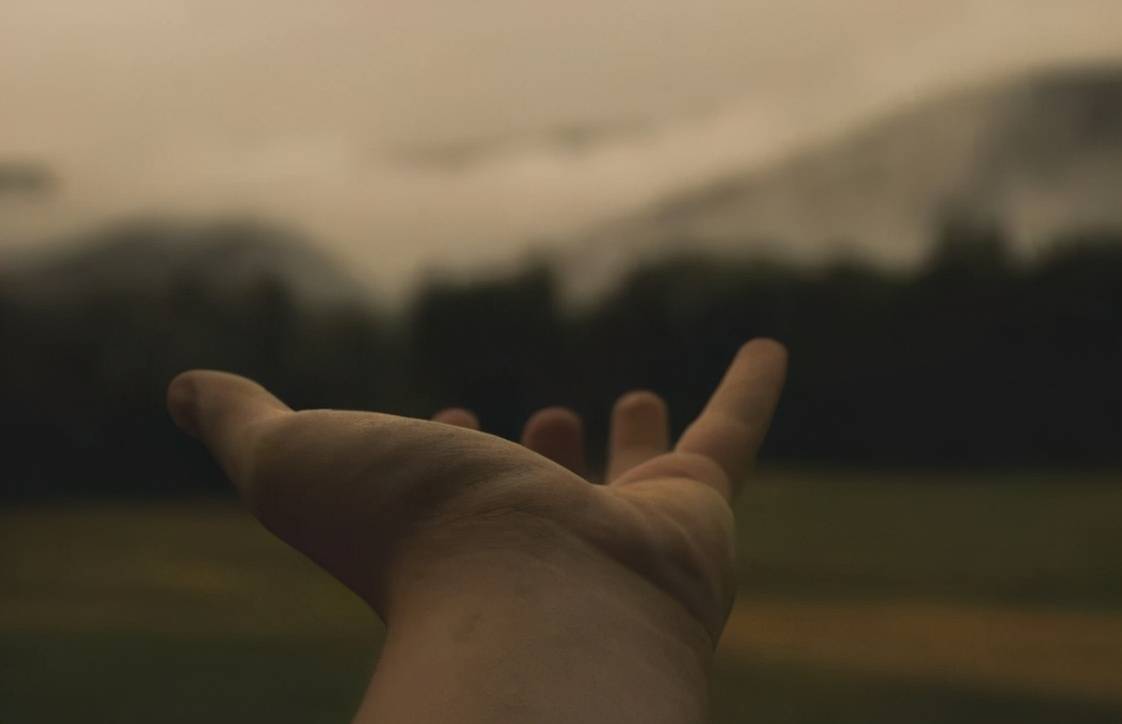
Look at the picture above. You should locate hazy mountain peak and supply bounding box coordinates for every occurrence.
[3,217,371,308]
[551,63,1122,309]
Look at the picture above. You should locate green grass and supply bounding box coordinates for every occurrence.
[0,632,377,724]
[3,469,1121,723]
[708,656,1122,724]
[737,468,1122,608]
[3,631,1120,724]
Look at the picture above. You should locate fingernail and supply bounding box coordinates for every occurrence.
[167,374,200,438]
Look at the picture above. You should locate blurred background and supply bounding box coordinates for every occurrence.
[2,1,1121,722]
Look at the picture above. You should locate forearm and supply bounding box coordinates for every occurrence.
[351,529,716,724]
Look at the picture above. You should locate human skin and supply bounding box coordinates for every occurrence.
[166,338,788,723]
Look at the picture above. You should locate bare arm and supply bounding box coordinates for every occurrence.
[166,339,787,723]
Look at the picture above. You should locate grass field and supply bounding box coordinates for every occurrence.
[3,469,1121,723]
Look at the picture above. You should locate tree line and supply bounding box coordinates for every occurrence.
[1,217,1119,499]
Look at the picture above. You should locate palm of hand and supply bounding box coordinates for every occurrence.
[168,340,786,645]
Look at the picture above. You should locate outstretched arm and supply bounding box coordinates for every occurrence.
[167,339,788,724]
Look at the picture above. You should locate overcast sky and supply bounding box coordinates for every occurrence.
[3,0,1121,304]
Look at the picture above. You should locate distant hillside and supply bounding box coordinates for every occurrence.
[1,217,370,309]
[0,160,57,198]
[554,65,1122,306]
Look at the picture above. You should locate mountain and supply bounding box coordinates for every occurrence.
[551,64,1122,307]
[0,160,58,198]
[1,217,370,309]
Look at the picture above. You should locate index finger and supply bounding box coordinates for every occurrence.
[674,338,787,500]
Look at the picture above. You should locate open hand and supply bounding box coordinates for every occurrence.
[166,339,787,647]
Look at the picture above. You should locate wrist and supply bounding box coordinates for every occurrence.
[356,515,715,724]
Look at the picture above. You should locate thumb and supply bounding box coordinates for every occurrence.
[167,370,292,484]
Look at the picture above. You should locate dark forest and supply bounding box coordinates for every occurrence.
[2,216,1119,499]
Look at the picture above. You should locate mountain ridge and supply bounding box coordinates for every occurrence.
[551,63,1122,307]
[1,217,371,309]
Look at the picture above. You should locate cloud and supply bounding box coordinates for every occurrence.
[380,116,662,172]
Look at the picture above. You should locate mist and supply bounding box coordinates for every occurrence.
[3,0,1122,307]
